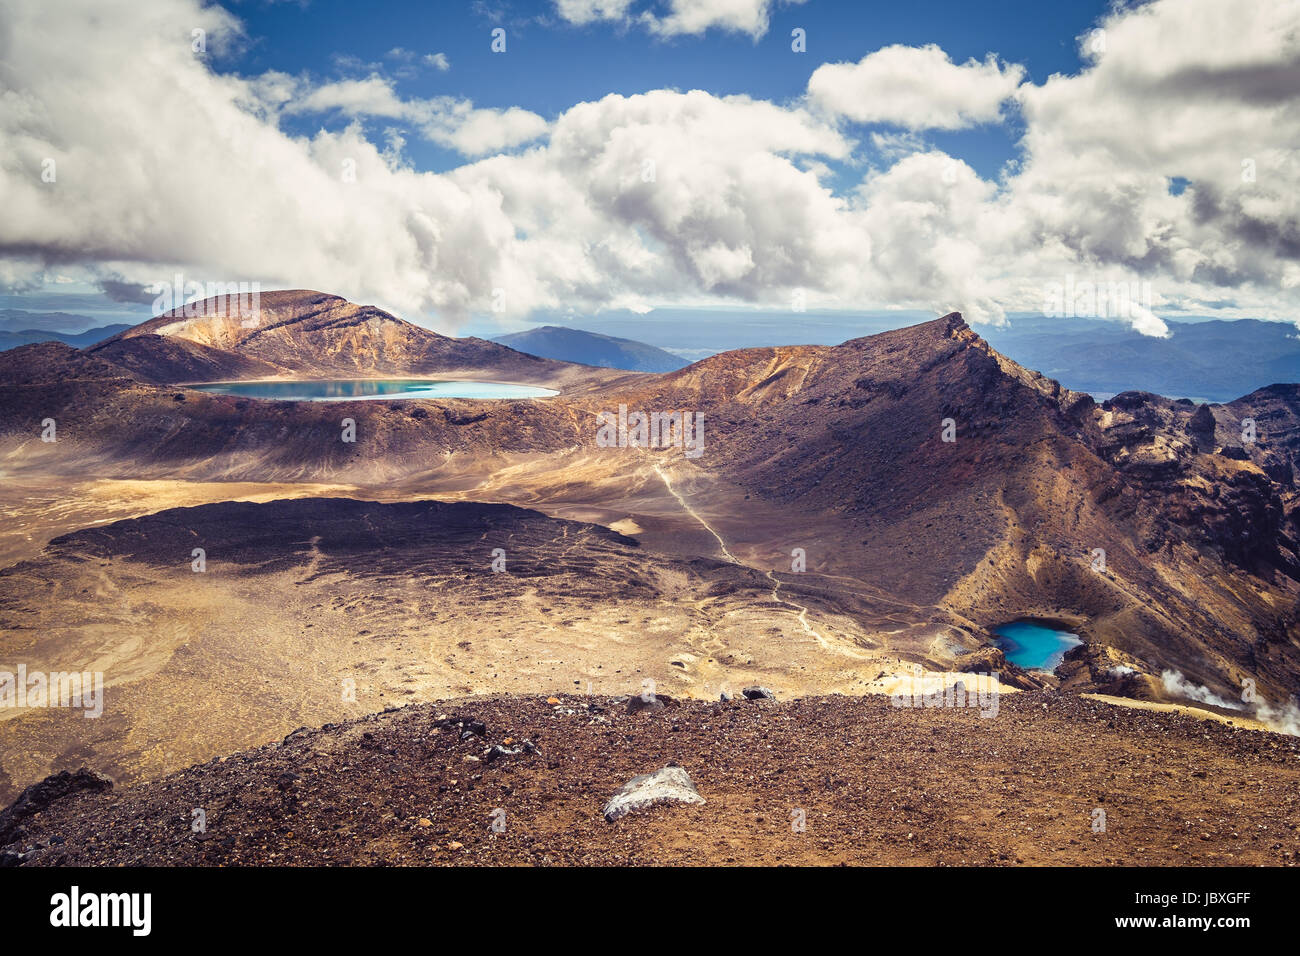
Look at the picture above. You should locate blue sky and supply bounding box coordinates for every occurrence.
[237,0,1110,180]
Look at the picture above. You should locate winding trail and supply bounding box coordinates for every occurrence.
[297,534,325,582]
[653,462,740,565]
[651,461,861,656]
[764,569,830,648]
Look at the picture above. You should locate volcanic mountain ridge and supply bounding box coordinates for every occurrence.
[89,289,614,388]
[2,296,1299,800]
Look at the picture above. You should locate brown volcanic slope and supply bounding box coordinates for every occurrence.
[0,497,914,803]
[90,289,614,388]
[6,693,1300,867]
[2,308,1300,746]
[580,316,1300,708]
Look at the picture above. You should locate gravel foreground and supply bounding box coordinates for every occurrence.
[4,692,1299,867]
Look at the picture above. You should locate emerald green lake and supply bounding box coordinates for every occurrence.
[991,621,1083,671]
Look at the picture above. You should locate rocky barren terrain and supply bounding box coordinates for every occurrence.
[0,495,1007,802]
[4,692,1299,867]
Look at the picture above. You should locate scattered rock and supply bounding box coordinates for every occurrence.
[0,768,113,847]
[435,716,486,738]
[483,740,538,763]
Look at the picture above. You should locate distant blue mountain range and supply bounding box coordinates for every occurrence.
[979,315,1300,403]
[493,325,688,373]
[7,305,1296,405]
[0,323,132,351]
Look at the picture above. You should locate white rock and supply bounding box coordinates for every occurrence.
[603,765,705,822]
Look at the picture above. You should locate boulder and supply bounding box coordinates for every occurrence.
[742,686,776,700]
[603,765,705,822]
[1189,404,1216,435]
[626,694,670,714]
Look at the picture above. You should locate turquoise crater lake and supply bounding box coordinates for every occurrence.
[991,621,1083,671]
[188,379,558,402]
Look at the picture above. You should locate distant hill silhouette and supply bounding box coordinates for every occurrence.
[493,325,689,372]
[0,324,131,351]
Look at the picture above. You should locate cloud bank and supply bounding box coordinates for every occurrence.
[0,0,1298,331]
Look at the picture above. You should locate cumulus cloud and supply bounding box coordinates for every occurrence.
[452,89,867,310]
[1004,0,1300,316]
[809,44,1026,130]
[644,0,805,39]
[281,76,547,156]
[0,0,530,320]
[1,0,1299,334]
[424,52,451,71]
[853,150,1007,325]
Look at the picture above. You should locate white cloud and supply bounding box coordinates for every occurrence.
[555,0,806,39]
[1,0,1299,337]
[280,75,547,156]
[999,0,1300,325]
[424,52,451,71]
[853,151,1007,325]
[554,0,637,26]
[644,0,804,39]
[808,44,1026,130]
[287,75,407,118]
[452,89,866,309]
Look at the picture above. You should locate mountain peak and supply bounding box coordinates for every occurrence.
[87,290,607,387]
[107,289,387,349]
